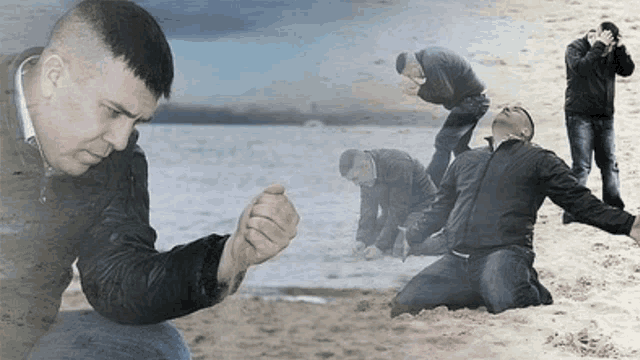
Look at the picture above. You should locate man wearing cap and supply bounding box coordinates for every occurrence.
[339,149,446,259]
[396,47,490,187]
[390,106,640,317]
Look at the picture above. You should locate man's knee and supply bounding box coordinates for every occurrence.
[479,250,552,314]
[28,311,191,360]
[390,292,435,318]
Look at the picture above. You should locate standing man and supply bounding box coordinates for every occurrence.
[391,106,640,318]
[339,149,439,258]
[0,1,299,359]
[395,47,490,187]
[563,21,634,223]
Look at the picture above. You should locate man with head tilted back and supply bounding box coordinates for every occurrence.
[391,106,640,318]
[0,1,299,359]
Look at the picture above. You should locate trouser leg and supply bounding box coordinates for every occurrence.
[27,310,191,360]
[473,246,552,314]
[593,118,624,209]
[426,94,489,186]
[563,113,595,223]
[390,254,481,317]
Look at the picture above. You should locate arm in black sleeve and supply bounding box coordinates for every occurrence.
[539,150,635,235]
[406,162,458,243]
[373,165,413,250]
[76,146,239,325]
[566,41,606,76]
[355,186,379,245]
[613,44,635,76]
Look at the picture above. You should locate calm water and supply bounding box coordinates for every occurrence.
[136,124,451,292]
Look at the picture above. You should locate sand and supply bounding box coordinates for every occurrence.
[60,0,640,358]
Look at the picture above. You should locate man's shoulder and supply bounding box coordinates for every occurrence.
[460,146,492,160]
[418,46,459,58]
[566,36,588,52]
[370,148,411,162]
[416,47,467,68]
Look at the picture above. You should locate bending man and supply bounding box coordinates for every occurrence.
[396,47,490,186]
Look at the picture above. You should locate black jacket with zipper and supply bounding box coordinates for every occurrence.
[565,33,634,117]
[408,139,634,254]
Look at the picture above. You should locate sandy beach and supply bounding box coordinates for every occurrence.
[58,0,640,359]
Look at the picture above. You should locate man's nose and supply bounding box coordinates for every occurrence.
[103,118,134,151]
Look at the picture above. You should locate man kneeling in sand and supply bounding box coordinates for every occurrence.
[391,106,640,317]
[339,149,445,260]
[1,1,299,359]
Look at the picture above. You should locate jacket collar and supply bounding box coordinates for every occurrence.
[15,55,39,144]
[484,136,525,152]
[1,48,46,174]
[1,47,44,144]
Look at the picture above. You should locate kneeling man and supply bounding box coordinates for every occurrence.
[339,149,441,258]
[391,106,640,317]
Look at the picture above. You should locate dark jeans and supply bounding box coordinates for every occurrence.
[390,245,552,317]
[565,113,623,209]
[426,93,490,186]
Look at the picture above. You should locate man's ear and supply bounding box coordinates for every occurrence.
[520,127,532,140]
[40,54,66,99]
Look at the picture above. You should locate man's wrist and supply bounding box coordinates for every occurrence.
[216,232,249,287]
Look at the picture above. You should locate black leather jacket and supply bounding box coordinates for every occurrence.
[356,149,436,250]
[415,47,486,110]
[565,33,635,117]
[0,48,234,358]
[408,139,635,254]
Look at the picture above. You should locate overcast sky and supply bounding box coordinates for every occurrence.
[1,0,539,112]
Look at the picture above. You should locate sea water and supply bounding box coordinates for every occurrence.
[136,124,450,293]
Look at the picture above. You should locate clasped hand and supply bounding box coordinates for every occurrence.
[596,29,616,47]
[217,184,299,283]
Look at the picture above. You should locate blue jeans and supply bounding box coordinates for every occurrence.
[426,94,490,186]
[28,311,191,359]
[390,245,552,317]
[565,113,624,209]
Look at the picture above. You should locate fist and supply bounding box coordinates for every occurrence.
[231,184,299,267]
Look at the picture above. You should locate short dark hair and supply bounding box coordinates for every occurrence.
[513,106,535,141]
[396,52,408,74]
[339,149,361,177]
[51,0,173,100]
[600,21,620,41]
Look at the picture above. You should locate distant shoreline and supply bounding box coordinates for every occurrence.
[151,104,469,127]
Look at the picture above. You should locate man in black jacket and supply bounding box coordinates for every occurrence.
[563,21,634,223]
[0,1,299,359]
[395,47,490,187]
[390,106,640,318]
[339,149,441,259]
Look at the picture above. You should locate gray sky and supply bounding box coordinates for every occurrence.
[1,0,538,113]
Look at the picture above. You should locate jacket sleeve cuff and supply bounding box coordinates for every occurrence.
[197,233,243,305]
